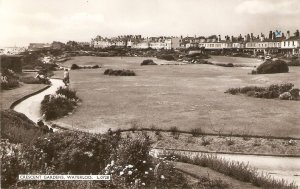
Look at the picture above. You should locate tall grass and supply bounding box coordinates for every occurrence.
[163,153,298,189]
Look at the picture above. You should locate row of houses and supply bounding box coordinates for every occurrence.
[91,30,300,56]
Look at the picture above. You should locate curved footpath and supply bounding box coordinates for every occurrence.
[13,79,65,123]
[151,148,300,187]
[12,78,300,187]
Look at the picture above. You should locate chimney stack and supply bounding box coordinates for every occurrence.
[230,36,234,42]
[295,29,299,37]
[218,35,221,42]
[269,31,272,39]
[272,32,276,40]
[287,31,290,39]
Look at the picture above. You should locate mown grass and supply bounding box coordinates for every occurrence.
[163,153,298,189]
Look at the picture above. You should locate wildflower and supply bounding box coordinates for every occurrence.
[142,183,145,186]
[145,171,149,175]
[120,171,124,176]
[161,175,165,180]
[128,171,133,175]
[149,168,153,171]
[111,160,115,166]
[128,164,134,168]
[143,160,146,163]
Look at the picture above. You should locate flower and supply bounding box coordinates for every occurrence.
[142,183,145,186]
[149,168,153,171]
[128,171,133,175]
[145,171,148,175]
[161,175,165,180]
[142,160,146,163]
[120,171,124,176]
[111,160,115,166]
[128,164,134,168]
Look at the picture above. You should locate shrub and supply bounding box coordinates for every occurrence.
[290,88,300,99]
[287,58,300,66]
[141,59,157,66]
[279,92,292,100]
[71,64,80,70]
[216,63,234,67]
[256,60,289,74]
[190,128,203,137]
[1,78,19,90]
[104,69,136,76]
[157,54,175,61]
[20,76,49,84]
[225,88,240,95]
[41,87,79,120]
[33,131,112,174]
[56,86,78,100]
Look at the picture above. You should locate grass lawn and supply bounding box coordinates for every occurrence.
[1,72,46,110]
[55,56,300,138]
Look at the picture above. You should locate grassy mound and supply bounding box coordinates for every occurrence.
[141,59,157,66]
[225,83,299,100]
[104,69,136,76]
[0,110,45,144]
[255,60,289,74]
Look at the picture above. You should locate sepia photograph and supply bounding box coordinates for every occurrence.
[0,0,300,188]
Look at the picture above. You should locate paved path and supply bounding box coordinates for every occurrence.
[175,162,259,189]
[151,148,300,187]
[14,79,65,123]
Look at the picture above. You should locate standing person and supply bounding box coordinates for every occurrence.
[63,68,70,86]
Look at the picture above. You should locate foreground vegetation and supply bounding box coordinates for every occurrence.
[162,153,298,189]
[41,86,79,120]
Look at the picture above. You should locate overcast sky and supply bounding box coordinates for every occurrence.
[0,0,299,46]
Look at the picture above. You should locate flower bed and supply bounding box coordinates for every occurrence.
[225,83,300,100]
[104,69,136,76]
[41,86,79,120]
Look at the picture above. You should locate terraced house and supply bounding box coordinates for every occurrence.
[90,30,300,56]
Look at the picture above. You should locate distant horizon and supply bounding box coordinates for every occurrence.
[1,0,299,46]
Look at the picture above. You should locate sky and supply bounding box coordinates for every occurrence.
[0,0,299,46]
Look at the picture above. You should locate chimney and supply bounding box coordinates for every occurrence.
[269,31,272,39]
[260,33,265,41]
[272,32,276,40]
[287,31,290,39]
[251,33,254,40]
[295,29,299,37]
[230,36,234,42]
[218,35,221,42]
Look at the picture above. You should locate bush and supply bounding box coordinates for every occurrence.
[33,131,112,174]
[226,83,299,101]
[141,59,157,66]
[216,63,234,67]
[256,60,289,74]
[41,87,79,120]
[287,58,300,66]
[71,64,80,70]
[1,78,19,90]
[104,69,136,76]
[20,76,50,84]
[279,92,292,100]
[190,128,203,137]
[56,86,78,100]
[157,54,175,61]
[290,88,300,99]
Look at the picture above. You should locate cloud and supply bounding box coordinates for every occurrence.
[235,0,300,15]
